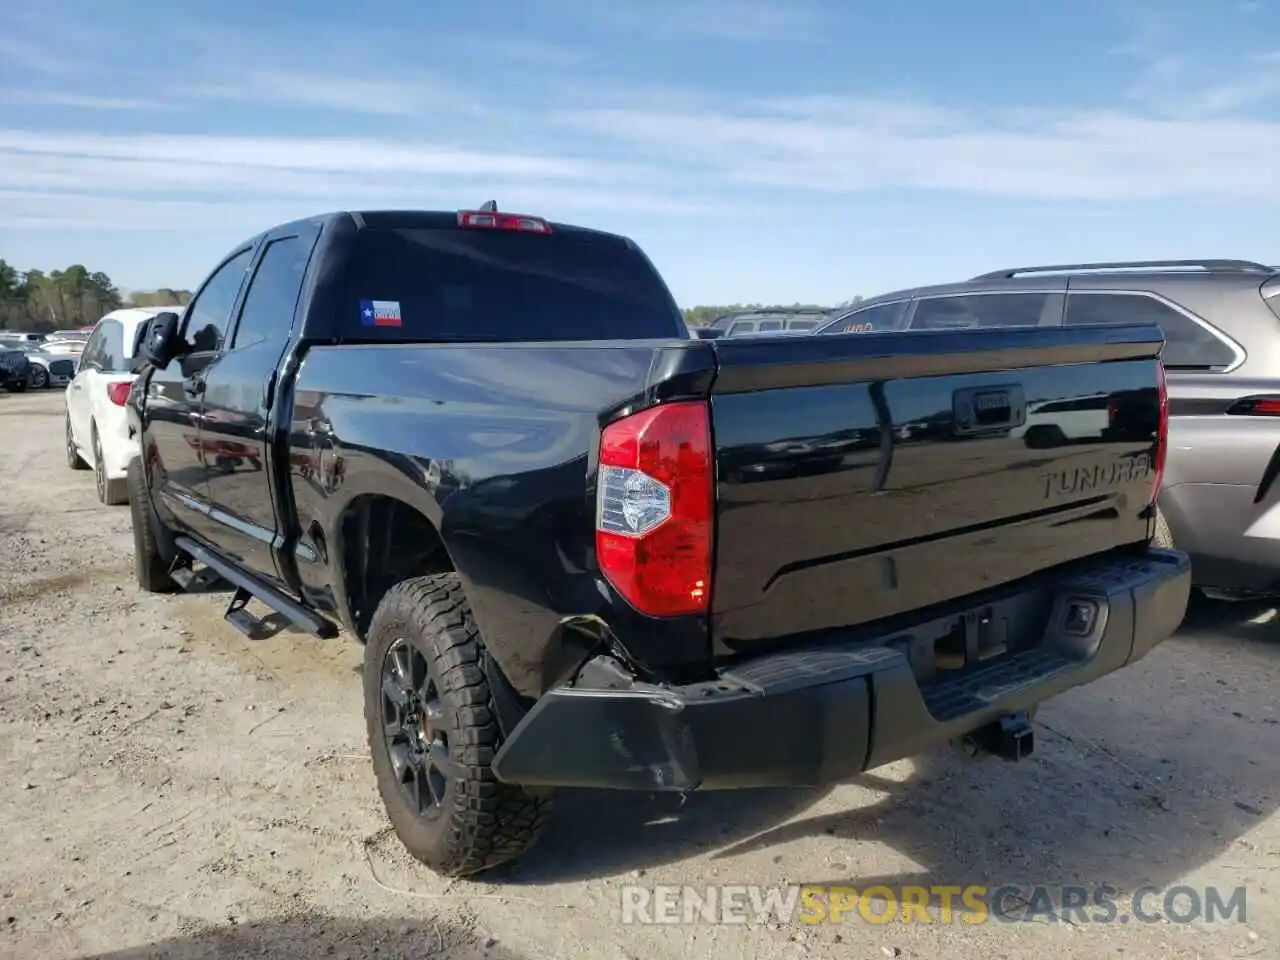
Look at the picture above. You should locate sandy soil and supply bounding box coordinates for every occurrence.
[0,389,1275,960]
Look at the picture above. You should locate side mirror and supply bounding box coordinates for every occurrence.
[138,312,183,369]
[692,327,723,340]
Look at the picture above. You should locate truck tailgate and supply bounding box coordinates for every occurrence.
[708,324,1165,651]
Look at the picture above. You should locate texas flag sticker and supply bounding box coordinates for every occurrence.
[359,299,403,328]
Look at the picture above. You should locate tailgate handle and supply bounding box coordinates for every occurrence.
[952,384,1026,436]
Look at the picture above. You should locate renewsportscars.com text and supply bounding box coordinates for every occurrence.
[620,883,1248,926]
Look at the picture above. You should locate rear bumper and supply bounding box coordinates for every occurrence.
[491,548,1191,791]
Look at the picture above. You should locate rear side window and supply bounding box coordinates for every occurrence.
[821,300,907,334]
[911,293,1055,330]
[232,236,311,349]
[757,320,783,333]
[342,227,685,341]
[1065,292,1238,369]
[83,320,125,372]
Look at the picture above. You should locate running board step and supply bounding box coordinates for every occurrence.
[224,587,268,640]
[171,565,222,592]
[174,536,339,640]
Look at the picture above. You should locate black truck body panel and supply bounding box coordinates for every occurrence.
[286,340,718,697]
[134,208,1190,796]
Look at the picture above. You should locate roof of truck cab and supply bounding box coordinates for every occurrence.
[267,210,637,247]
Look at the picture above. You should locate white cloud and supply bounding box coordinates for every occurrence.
[556,97,1280,202]
[0,186,719,233]
[180,69,484,118]
[0,88,165,110]
[0,130,601,181]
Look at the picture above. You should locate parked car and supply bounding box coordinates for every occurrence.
[125,206,1187,881]
[0,331,49,346]
[64,306,181,504]
[815,258,1280,600]
[704,309,833,338]
[15,344,77,389]
[0,345,32,391]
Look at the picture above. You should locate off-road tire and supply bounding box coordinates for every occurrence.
[1153,509,1174,549]
[127,457,178,593]
[65,413,89,470]
[363,574,552,878]
[92,423,128,505]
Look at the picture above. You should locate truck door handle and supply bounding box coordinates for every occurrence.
[183,377,206,398]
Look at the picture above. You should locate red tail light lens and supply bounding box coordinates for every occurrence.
[595,401,713,618]
[106,381,132,406]
[1151,361,1169,506]
[457,211,553,234]
[1225,395,1280,416]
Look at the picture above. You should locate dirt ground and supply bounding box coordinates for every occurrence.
[0,389,1275,960]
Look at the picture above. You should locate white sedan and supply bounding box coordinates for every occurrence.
[64,306,182,504]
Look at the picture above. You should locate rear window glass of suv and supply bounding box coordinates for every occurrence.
[342,226,686,342]
[820,300,907,334]
[1065,292,1238,369]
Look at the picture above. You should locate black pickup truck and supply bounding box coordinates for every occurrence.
[126,206,1191,878]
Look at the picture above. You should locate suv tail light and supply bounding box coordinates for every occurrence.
[1151,361,1169,506]
[1225,395,1280,416]
[595,401,713,618]
[106,381,132,406]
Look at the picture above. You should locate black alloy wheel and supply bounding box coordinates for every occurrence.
[380,637,456,819]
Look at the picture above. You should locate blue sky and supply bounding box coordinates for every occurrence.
[2,0,1279,306]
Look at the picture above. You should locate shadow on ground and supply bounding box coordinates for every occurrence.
[505,597,1276,899]
[81,914,520,960]
[1178,591,1280,647]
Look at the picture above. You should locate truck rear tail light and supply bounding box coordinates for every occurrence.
[457,210,553,234]
[106,381,132,406]
[595,401,713,618]
[1151,360,1169,506]
[1226,395,1280,416]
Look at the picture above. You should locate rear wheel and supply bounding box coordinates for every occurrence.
[65,413,89,470]
[92,423,128,505]
[127,457,177,593]
[30,366,48,390]
[364,574,552,878]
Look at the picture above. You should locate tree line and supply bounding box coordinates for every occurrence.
[0,258,192,331]
[682,298,862,326]
[2,256,862,332]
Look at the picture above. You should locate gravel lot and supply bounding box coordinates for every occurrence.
[1,389,1276,960]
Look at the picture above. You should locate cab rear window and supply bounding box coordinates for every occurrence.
[341,226,686,342]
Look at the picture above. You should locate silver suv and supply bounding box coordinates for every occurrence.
[817,259,1280,600]
[704,309,832,338]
